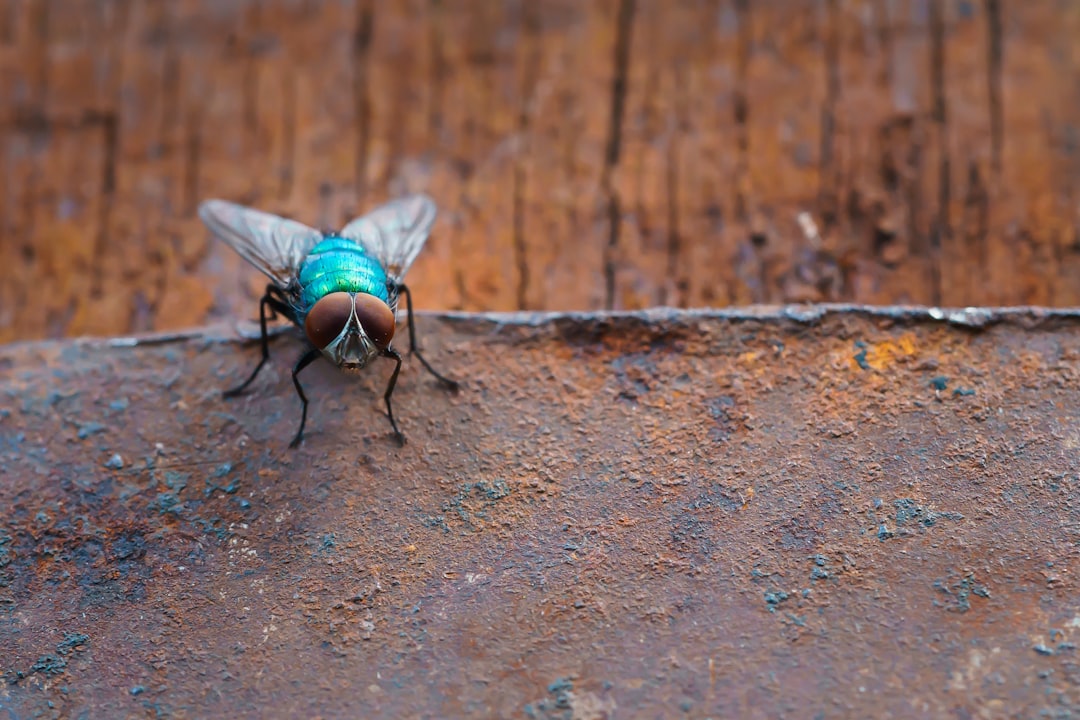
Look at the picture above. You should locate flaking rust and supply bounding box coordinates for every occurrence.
[1,307,1078,718]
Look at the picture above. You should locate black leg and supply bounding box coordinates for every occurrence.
[224,285,293,398]
[397,282,459,391]
[381,348,406,446]
[289,348,322,448]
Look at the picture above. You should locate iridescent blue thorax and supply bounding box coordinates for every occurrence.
[297,236,389,315]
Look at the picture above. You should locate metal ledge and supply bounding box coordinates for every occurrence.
[1,307,1078,717]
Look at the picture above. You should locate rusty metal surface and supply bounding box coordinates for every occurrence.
[1,306,1079,718]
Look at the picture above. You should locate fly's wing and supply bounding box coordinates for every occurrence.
[198,199,323,291]
[338,194,437,309]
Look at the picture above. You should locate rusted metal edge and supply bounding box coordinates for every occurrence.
[20,304,1080,352]
[437,304,1080,331]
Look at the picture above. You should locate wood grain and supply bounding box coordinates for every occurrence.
[2,0,1079,342]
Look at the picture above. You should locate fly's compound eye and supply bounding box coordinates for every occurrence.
[305,292,353,349]
[353,293,396,349]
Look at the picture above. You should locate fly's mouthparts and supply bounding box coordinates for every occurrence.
[326,322,378,370]
[342,332,367,363]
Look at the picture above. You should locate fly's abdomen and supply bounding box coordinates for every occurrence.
[299,236,390,311]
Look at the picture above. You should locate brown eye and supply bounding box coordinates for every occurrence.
[304,292,353,349]
[353,293,395,349]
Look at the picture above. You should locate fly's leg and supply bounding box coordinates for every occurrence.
[288,348,322,448]
[396,282,459,391]
[381,348,406,447]
[224,284,293,398]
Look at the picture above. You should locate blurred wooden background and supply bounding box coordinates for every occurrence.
[2,0,1079,342]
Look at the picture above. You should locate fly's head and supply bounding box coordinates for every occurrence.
[304,292,395,370]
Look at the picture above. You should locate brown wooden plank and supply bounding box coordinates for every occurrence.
[3,0,1080,342]
[515,0,615,312]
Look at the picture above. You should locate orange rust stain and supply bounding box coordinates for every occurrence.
[737,350,761,365]
[1016,350,1048,377]
[869,334,917,371]
[843,333,919,372]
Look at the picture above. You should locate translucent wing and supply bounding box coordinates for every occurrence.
[339,194,437,286]
[198,199,323,290]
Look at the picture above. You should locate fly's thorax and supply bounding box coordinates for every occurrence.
[304,291,395,369]
[298,237,390,309]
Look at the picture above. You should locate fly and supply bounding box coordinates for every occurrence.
[198,194,458,447]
